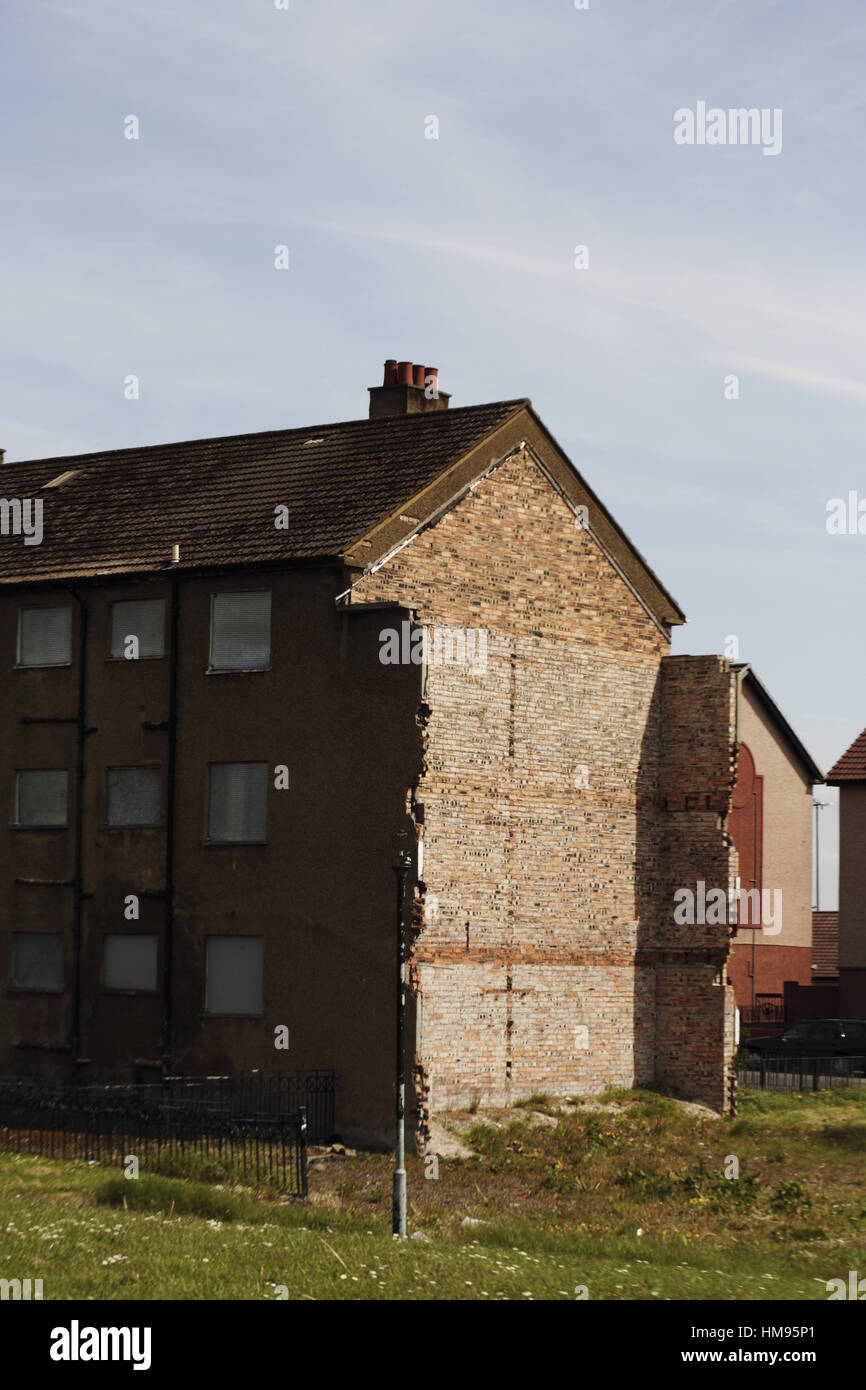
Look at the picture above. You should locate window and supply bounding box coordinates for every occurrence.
[12,933,64,990]
[205,937,263,1015]
[104,935,158,991]
[17,606,72,667]
[109,599,165,659]
[107,767,162,826]
[15,770,68,827]
[781,1024,808,1042]
[804,1020,838,1043]
[207,762,267,842]
[210,591,271,670]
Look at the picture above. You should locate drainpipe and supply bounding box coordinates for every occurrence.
[160,575,180,1071]
[68,589,89,1062]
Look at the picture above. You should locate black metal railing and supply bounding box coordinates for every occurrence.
[0,1071,335,1195]
[738,1054,866,1091]
[144,1071,336,1144]
[740,1002,785,1027]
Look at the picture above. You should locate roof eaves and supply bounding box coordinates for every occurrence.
[734,664,824,783]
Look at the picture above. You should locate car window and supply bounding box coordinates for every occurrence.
[781,1024,808,1041]
[840,1022,866,1041]
[806,1021,838,1041]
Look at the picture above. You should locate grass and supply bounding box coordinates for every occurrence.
[1,1086,865,1299]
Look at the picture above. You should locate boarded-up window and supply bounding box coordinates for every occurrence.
[12,933,64,990]
[104,934,158,990]
[107,767,162,826]
[729,742,764,927]
[207,762,268,842]
[16,770,68,826]
[18,606,73,667]
[210,592,271,670]
[205,936,263,1014]
[110,600,166,659]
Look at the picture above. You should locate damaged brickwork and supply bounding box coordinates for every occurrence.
[353,447,739,1134]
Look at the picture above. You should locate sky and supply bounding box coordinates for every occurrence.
[2,0,864,904]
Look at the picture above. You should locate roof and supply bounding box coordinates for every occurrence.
[812,911,839,978]
[0,395,685,626]
[733,664,824,784]
[0,400,525,583]
[827,728,866,782]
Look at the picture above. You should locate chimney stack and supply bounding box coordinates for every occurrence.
[368,358,451,420]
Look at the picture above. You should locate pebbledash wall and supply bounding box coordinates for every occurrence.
[353,447,739,1131]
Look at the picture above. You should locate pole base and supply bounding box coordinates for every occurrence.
[392,1168,407,1238]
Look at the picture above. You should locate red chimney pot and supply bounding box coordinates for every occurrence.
[397,361,413,385]
[383,359,398,386]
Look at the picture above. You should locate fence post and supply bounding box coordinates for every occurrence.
[298,1105,308,1200]
[760,1056,766,1090]
[813,1059,819,1092]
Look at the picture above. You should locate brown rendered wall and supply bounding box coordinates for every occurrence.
[0,569,422,1146]
[726,680,813,1009]
[353,448,737,1125]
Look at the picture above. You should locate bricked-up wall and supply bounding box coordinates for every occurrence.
[657,656,739,1113]
[353,447,737,1131]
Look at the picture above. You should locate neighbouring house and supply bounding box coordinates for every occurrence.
[0,357,798,1143]
[725,665,823,1031]
[811,911,840,985]
[825,731,866,1017]
[782,909,842,1025]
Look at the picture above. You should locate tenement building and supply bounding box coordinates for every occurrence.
[0,359,782,1144]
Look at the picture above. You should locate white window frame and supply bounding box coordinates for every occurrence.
[208,590,272,672]
[14,770,68,828]
[106,766,163,828]
[103,934,159,992]
[108,598,166,661]
[11,932,64,992]
[206,761,268,844]
[16,606,73,668]
[204,936,264,1016]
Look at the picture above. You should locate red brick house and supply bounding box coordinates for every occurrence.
[826,730,866,1016]
[0,360,755,1142]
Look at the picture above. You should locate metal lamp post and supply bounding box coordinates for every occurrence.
[392,848,413,1238]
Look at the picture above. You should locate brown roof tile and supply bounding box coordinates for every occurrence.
[0,400,528,585]
[812,911,839,977]
[827,728,866,781]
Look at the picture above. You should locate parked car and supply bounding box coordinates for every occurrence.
[742,1018,866,1073]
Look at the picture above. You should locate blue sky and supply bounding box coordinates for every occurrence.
[3,0,864,903]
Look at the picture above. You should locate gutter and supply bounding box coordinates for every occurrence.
[160,575,180,1069]
[68,588,92,1062]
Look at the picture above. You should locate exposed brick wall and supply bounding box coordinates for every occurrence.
[656,656,739,1113]
[354,448,736,1123]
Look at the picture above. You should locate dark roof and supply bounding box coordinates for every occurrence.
[733,664,824,784]
[0,400,527,584]
[827,728,866,782]
[812,911,839,978]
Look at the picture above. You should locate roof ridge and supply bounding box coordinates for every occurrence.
[3,398,531,470]
[827,725,866,780]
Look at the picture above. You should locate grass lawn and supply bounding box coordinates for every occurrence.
[1,1086,864,1300]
